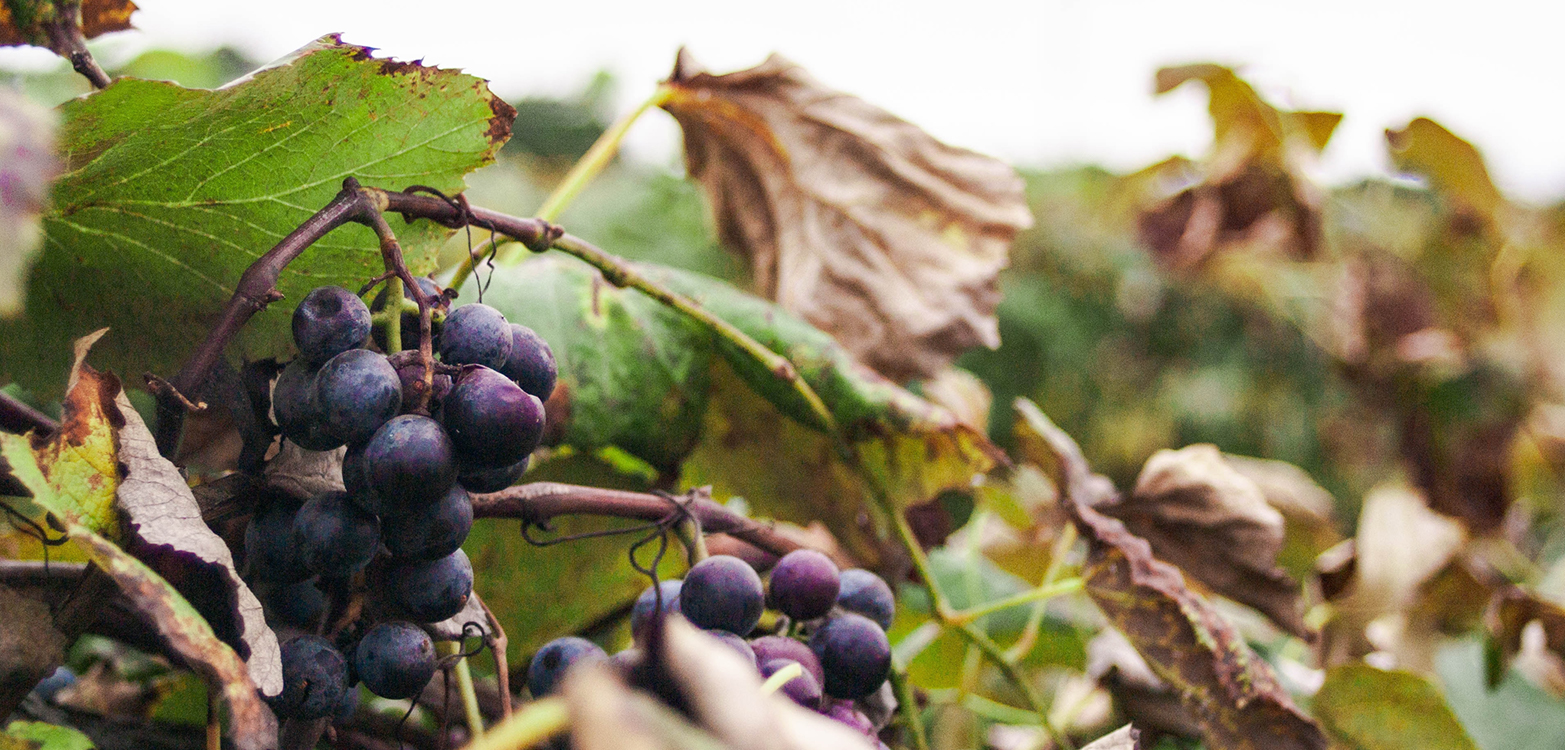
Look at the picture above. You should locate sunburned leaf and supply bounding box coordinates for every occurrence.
[1314,664,1477,750]
[0,34,515,396]
[0,0,137,47]
[663,49,1033,381]
[1014,398,1326,750]
[1104,444,1311,639]
[0,89,59,318]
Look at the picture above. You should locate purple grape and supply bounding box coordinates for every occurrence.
[439,303,512,370]
[809,613,891,700]
[497,323,557,400]
[353,621,437,699]
[681,555,764,635]
[836,568,895,629]
[392,357,451,408]
[527,636,606,697]
[761,658,822,709]
[706,629,757,669]
[273,360,341,451]
[768,549,840,621]
[749,635,824,689]
[630,580,683,640]
[381,484,472,561]
[264,578,327,628]
[389,549,472,623]
[607,648,642,675]
[363,415,457,511]
[274,635,348,720]
[246,498,309,583]
[822,700,877,743]
[294,490,380,577]
[457,456,529,494]
[293,286,371,366]
[316,349,401,445]
[341,442,374,511]
[441,366,544,469]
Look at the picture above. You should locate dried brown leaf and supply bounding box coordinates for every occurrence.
[0,0,137,47]
[663,49,1033,381]
[0,583,67,707]
[1225,454,1343,579]
[1105,445,1311,639]
[1081,724,1142,750]
[114,391,282,695]
[1014,399,1326,750]
[1486,587,1565,688]
[563,663,727,750]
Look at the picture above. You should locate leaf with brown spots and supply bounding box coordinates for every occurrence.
[1102,444,1312,639]
[1014,398,1326,750]
[1485,587,1565,689]
[662,49,1033,381]
[0,0,137,47]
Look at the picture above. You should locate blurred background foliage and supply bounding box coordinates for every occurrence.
[11,43,1565,749]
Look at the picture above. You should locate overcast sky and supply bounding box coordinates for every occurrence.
[5,0,1563,200]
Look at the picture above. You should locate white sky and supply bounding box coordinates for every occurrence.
[6,0,1564,200]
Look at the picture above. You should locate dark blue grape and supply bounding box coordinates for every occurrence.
[381,484,472,560]
[334,685,360,724]
[768,549,840,621]
[749,635,824,689]
[607,648,642,675]
[441,366,544,470]
[30,666,75,703]
[822,700,877,743]
[275,635,349,720]
[760,658,822,709]
[341,442,374,512]
[809,613,890,700]
[630,580,682,640]
[294,491,380,577]
[836,568,895,629]
[264,578,327,628]
[527,637,605,697]
[353,621,438,699]
[497,324,557,400]
[273,360,342,451]
[393,358,451,410]
[293,286,371,366]
[389,549,472,623]
[372,277,446,352]
[439,303,512,370]
[363,415,457,511]
[317,349,401,445]
[246,498,309,583]
[706,629,756,669]
[681,555,764,635]
[457,456,529,494]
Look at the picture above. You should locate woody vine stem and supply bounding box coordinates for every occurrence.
[148,85,1082,749]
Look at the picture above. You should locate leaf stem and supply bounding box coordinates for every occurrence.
[888,666,930,750]
[462,696,568,750]
[533,85,674,224]
[946,578,1083,627]
[1005,523,1079,664]
[438,640,486,740]
[948,623,1073,750]
[758,661,803,695]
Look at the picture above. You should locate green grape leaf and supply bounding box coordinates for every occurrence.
[1314,664,1478,750]
[2,721,94,750]
[0,34,514,396]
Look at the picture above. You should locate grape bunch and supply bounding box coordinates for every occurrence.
[528,551,896,742]
[248,280,557,719]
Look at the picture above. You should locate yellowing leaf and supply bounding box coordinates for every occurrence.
[1386,118,1503,222]
[662,49,1033,381]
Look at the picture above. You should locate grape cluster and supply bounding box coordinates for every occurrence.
[249,281,557,718]
[528,551,896,740]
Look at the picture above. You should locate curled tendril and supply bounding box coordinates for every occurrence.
[403,185,501,303]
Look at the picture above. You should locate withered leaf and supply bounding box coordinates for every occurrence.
[1106,445,1311,639]
[563,663,728,750]
[1081,724,1142,750]
[0,0,137,47]
[1485,587,1565,688]
[1138,65,1337,269]
[663,49,1033,381]
[114,391,282,695]
[0,583,68,708]
[1013,399,1326,750]
[1386,118,1503,222]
